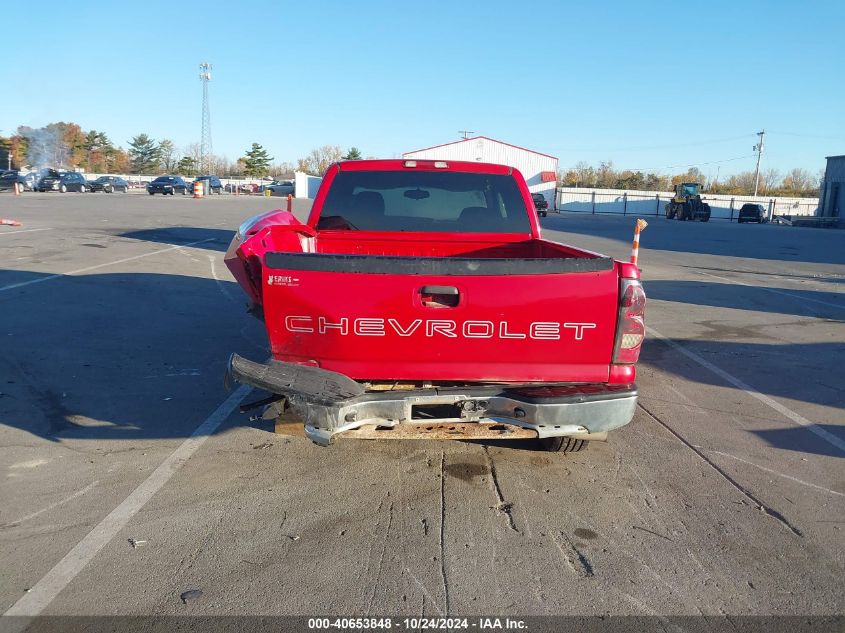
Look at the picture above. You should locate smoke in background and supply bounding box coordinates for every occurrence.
[19,126,68,170]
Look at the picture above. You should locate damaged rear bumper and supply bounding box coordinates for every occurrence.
[226,354,637,446]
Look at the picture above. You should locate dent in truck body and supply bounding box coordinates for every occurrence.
[226,353,637,446]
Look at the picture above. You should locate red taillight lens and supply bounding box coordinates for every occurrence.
[613,280,646,364]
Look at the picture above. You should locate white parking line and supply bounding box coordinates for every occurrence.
[3,384,251,617]
[2,480,99,527]
[647,325,845,455]
[0,239,215,293]
[708,450,845,497]
[0,228,53,236]
[696,269,845,311]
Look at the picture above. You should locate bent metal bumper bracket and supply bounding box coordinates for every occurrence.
[226,353,637,446]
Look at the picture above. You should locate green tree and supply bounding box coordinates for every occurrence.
[128,134,160,173]
[83,130,114,172]
[176,156,199,176]
[644,173,669,191]
[157,139,177,172]
[614,170,646,190]
[0,136,11,170]
[242,143,274,177]
[343,146,363,160]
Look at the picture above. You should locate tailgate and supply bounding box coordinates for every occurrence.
[262,252,619,383]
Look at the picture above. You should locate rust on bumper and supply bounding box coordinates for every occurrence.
[334,421,537,441]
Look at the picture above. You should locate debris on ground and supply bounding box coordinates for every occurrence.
[128,538,147,549]
[495,501,513,514]
[180,589,203,604]
[252,442,273,450]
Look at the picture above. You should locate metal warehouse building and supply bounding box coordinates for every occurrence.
[819,155,844,218]
[403,136,558,208]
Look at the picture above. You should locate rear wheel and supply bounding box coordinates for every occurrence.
[60,184,67,193]
[538,436,587,453]
[79,185,86,193]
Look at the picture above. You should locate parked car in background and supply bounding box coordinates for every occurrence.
[88,176,129,193]
[3,170,40,191]
[224,182,255,194]
[147,175,188,195]
[531,193,549,217]
[190,175,223,194]
[37,170,88,192]
[22,172,39,191]
[737,203,767,224]
[261,180,295,196]
[0,170,26,192]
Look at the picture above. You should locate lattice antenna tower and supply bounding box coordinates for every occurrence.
[199,62,212,174]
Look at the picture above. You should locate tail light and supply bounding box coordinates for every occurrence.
[613,279,646,364]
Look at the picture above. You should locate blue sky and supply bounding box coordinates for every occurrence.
[4,0,844,178]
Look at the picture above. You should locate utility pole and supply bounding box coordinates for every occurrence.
[753,129,765,196]
[458,130,474,140]
[199,62,213,175]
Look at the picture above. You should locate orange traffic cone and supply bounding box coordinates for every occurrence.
[630,218,648,266]
[13,182,21,196]
[287,193,293,212]
[1,218,22,226]
[193,180,203,198]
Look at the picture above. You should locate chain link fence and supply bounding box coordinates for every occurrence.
[556,188,819,221]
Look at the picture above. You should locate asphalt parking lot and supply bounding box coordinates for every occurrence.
[0,193,843,622]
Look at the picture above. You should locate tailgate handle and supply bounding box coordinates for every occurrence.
[419,285,460,308]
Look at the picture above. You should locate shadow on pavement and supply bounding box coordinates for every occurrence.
[120,227,235,252]
[682,265,845,286]
[640,339,845,457]
[0,268,265,443]
[643,279,845,319]
[542,213,845,266]
[751,426,845,459]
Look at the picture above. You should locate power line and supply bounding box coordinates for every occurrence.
[548,134,756,154]
[768,130,845,141]
[621,154,756,173]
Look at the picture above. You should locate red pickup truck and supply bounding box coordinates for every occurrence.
[224,159,645,451]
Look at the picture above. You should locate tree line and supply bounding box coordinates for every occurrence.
[0,122,366,179]
[4,122,819,196]
[559,160,821,198]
